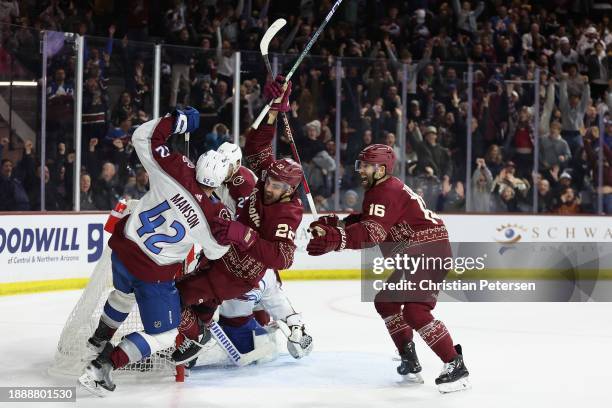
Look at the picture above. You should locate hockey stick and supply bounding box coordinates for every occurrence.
[260,19,319,217]
[208,321,275,366]
[185,132,190,159]
[251,0,344,129]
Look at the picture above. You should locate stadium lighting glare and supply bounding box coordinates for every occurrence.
[0,81,38,87]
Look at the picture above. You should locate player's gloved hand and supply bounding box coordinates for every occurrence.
[172,106,200,134]
[210,216,258,252]
[342,212,362,227]
[177,307,201,340]
[306,224,346,255]
[309,214,340,231]
[264,75,292,112]
[285,314,313,359]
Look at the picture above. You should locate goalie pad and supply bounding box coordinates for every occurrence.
[193,317,279,367]
[219,317,268,354]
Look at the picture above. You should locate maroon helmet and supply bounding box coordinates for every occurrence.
[355,144,396,173]
[267,158,303,189]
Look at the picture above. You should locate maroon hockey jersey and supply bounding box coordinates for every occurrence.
[216,165,258,215]
[344,176,449,250]
[218,123,303,285]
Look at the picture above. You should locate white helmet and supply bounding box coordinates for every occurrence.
[217,142,242,174]
[196,150,231,188]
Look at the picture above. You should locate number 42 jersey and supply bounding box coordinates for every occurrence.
[108,116,229,283]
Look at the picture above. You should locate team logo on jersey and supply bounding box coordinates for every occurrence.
[218,208,231,221]
[195,194,203,202]
[232,175,244,186]
[248,188,261,228]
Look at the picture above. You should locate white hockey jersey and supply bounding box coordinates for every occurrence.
[109,116,229,282]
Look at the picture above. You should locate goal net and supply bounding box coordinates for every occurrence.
[49,200,280,381]
[49,200,182,379]
[48,243,181,379]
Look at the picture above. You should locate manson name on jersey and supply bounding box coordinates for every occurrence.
[170,193,201,228]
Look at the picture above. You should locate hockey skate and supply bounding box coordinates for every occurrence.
[172,327,213,365]
[397,341,424,384]
[78,345,116,397]
[84,321,115,360]
[435,344,471,393]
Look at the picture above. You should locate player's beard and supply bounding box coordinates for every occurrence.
[263,190,278,205]
[360,173,375,190]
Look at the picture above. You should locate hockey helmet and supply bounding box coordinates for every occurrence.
[196,150,231,188]
[267,158,303,189]
[217,142,242,172]
[355,144,396,174]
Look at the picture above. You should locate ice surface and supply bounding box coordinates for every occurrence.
[0,280,610,408]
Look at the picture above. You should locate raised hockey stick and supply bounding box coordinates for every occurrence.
[208,321,275,367]
[260,19,319,217]
[251,0,344,129]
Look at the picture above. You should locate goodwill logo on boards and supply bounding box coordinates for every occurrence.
[0,224,105,265]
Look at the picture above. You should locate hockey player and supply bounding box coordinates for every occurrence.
[185,267,312,366]
[181,139,311,365]
[215,141,258,215]
[78,108,233,396]
[172,76,311,364]
[211,141,312,363]
[306,144,470,393]
[217,268,312,361]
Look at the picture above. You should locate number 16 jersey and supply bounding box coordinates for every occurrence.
[344,176,449,250]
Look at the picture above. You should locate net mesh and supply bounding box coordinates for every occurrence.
[49,199,254,379]
[49,197,180,378]
[48,245,178,378]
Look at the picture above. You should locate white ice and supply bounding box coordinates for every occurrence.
[0,280,610,408]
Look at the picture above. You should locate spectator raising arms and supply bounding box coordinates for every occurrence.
[0,0,610,215]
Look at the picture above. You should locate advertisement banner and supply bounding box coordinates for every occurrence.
[1,212,610,292]
[0,214,109,284]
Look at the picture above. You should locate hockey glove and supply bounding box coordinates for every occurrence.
[178,307,201,340]
[172,106,200,134]
[306,224,347,256]
[210,216,258,252]
[285,314,313,359]
[309,214,340,231]
[264,75,292,113]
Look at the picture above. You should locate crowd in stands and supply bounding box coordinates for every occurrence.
[0,0,610,214]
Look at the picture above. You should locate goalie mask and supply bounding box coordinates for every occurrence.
[196,150,231,188]
[217,142,242,178]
